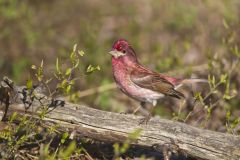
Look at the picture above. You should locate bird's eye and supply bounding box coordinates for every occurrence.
[122,50,126,54]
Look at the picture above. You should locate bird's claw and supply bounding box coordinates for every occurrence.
[120,110,133,114]
[120,112,128,114]
[139,116,151,125]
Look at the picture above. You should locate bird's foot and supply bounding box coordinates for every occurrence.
[139,115,151,125]
[120,110,135,115]
[120,111,128,114]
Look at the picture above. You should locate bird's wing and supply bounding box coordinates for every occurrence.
[130,66,184,99]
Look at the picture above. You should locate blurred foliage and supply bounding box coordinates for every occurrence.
[0,0,240,158]
[0,0,239,127]
[113,129,142,159]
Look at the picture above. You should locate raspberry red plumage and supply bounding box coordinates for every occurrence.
[109,39,207,123]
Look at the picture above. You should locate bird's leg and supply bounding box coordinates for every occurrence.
[133,101,148,114]
[120,102,147,115]
[139,106,154,124]
[139,100,156,125]
[133,105,141,114]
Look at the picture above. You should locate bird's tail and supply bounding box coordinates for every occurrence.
[174,78,208,89]
[181,78,208,84]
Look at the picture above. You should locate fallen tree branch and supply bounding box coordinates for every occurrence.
[0,78,240,160]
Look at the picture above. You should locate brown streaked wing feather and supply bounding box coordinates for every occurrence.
[130,66,184,99]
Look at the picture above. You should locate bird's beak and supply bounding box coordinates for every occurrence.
[109,50,125,58]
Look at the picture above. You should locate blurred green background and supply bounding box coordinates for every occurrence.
[0,0,239,132]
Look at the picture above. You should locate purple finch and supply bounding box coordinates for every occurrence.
[109,39,207,124]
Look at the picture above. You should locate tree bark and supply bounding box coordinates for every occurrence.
[0,78,240,160]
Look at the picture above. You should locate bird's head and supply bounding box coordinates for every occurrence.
[109,39,138,64]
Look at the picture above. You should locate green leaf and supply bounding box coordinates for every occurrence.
[70,52,75,62]
[73,44,77,53]
[223,94,231,100]
[113,143,120,155]
[9,112,17,123]
[226,110,231,120]
[61,132,69,144]
[45,78,53,84]
[120,142,129,154]
[73,59,79,68]
[40,59,44,68]
[56,58,61,74]
[212,75,215,87]
[207,106,211,114]
[26,78,33,90]
[223,80,232,100]
[36,60,44,82]
[96,65,101,70]
[231,45,240,57]
[78,50,85,56]
[31,65,36,70]
[59,141,76,158]
[66,85,71,94]
[222,19,229,29]
[86,64,101,74]
[65,68,72,76]
[220,74,227,84]
[59,79,68,89]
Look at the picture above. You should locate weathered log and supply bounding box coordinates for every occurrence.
[0,78,240,160]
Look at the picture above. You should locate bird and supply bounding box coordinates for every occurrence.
[109,39,207,124]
